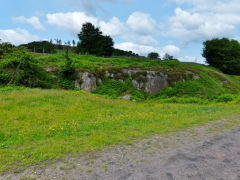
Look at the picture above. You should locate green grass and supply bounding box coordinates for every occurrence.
[1,88,240,174]
[36,53,182,70]
[35,53,240,98]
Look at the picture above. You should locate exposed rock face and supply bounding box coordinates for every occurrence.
[122,69,168,95]
[145,72,168,95]
[74,69,169,95]
[75,72,97,92]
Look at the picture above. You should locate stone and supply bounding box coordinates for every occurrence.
[193,75,200,80]
[121,95,131,101]
[145,71,168,95]
[132,80,144,90]
[75,72,97,92]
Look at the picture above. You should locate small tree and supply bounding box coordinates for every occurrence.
[147,52,160,59]
[163,53,174,60]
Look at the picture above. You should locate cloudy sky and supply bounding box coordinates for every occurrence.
[1,0,240,63]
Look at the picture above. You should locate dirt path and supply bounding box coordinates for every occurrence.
[2,117,240,180]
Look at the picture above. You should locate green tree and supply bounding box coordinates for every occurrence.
[77,22,114,57]
[148,52,160,59]
[97,35,114,57]
[203,38,240,75]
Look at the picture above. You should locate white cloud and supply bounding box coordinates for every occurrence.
[99,17,126,37]
[46,11,160,47]
[127,11,157,35]
[0,28,40,45]
[162,45,180,56]
[13,16,45,31]
[115,42,180,57]
[45,10,181,57]
[167,8,236,43]
[168,0,240,44]
[46,12,98,35]
[115,42,160,55]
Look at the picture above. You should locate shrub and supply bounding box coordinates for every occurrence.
[0,47,53,88]
[93,79,124,98]
[59,49,75,79]
[216,94,235,103]
[57,77,75,90]
[57,49,76,89]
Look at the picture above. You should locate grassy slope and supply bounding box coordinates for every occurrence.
[1,88,240,173]
[36,53,240,98]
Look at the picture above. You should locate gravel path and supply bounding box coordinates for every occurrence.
[2,117,240,180]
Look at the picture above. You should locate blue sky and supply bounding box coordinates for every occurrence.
[1,0,240,63]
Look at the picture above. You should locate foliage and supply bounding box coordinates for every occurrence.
[77,22,114,57]
[216,94,235,103]
[59,48,75,79]
[20,41,56,54]
[0,42,14,59]
[0,47,54,88]
[113,48,139,57]
[58,48,75,89]
[203,38,240,75]
[147,52,160,60]
[93,78,149,100]
[1,88,240,173]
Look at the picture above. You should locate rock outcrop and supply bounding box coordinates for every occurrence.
[75,72,97,92]
[74,68,192,95]
[145,72,168,95]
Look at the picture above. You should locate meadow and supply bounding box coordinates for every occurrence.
[1,87,240,174]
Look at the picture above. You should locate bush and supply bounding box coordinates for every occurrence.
[57,77,75,89]
[93,79,125,98]
[0,42,14,59]
[57,49,75,89]
[93,78,150,100]
[0,47,54,88]
[216,94,235,103]
[59,49,75,79]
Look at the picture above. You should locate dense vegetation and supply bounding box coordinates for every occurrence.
[0,47,54,88]
[203,38,240,75]
[20,41,56,54]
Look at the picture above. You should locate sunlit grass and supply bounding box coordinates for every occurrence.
[0,88,240,173]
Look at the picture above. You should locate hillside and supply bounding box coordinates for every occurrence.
[33,53,240,101]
